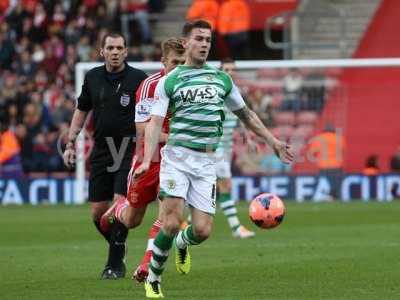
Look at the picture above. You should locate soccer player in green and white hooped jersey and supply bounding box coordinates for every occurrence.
[216,58,255,239]
[134,20,294,298]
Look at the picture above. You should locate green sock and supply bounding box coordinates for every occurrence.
[218,192,240,231]
[176,225,203,249]
[148,229,174,279]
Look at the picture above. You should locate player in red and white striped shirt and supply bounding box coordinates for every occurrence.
[100,37,186,282]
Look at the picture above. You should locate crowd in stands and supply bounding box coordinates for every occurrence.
[230,66,339,175]
[0,2,342,177]
[0,1,361,178]
[0,0,164,176]
[0,10,338,178]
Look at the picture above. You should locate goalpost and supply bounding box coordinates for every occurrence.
[74,58,400,203]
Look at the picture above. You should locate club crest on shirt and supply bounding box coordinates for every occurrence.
[167,179,176,191]
[120,93,130,107]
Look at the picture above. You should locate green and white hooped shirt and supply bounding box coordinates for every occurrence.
[152,64,245,152]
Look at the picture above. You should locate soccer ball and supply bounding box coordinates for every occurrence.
[249,193,285,229]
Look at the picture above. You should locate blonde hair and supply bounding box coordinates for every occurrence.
[161,37,185,57]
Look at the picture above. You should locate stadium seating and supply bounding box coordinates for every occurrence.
[271,125,294,141]
[296,111,318,126]
[273,111,296,126]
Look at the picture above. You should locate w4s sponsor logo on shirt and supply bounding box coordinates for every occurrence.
[179,86,219,106]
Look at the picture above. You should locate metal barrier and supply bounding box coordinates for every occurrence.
[264,9,349,59]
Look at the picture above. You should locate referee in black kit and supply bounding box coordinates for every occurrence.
[63,32,147,279]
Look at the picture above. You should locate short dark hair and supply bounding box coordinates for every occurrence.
[101,32,126,48]
[182,20,212,37]
[161,37,186,56]
[220,58,235,71]
[220,57,235,65]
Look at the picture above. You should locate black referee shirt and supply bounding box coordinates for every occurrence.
[77,63,147,153]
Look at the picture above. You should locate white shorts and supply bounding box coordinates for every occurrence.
[215,151,232,179]
[159,145,217,215]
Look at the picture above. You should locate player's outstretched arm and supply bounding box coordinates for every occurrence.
[233,106,294,164]
[134,115,164,178]
[63,109,88,168]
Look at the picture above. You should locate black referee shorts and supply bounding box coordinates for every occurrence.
[88,151,133,202]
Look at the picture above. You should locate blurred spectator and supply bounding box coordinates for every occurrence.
[309,123,345,199]
[0,0,10,15]
[0,120,23,178]
[1,73,18,101]
[94,5,112,29]
[5,102,21,129]
[363,154,379,175]
[21,0,39,14]
[30,91,53,130]
[83,0,99,11]
[50,3,66,34]
[20,103,41,172]
[259,148,291,174]
[0,31,14,69]
[6,2,29,39]
[187,0,219,31]
[47,34,65,60]
[31,132,49,172]
[46,129,65,172]
[52,95,74,125]
[76,4,88,29]
[41,44,62,76]
[104,0,119,20]
[31,3,48,43]
[152,42,162,61]
[32,43,45,63]
[233,149,264,175]
[64,19,81,45]
[281,68,303,111]
[15,36,31,55]
[127,45,144,61]
[218,0,251,60]
[390,146,400,172]
[15,50,37,77]
[247,89,273,126]
[304,70,325,111]
[141,43,155,61]
[77,35,92,61]
[390,147,400,199]
[148,0,166,13]
[120,0,152,45]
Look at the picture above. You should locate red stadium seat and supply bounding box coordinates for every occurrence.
[325,67,342,77]
[292,124,315,139]
[296,111,318,126]
[256,68,281,79]
[271,125,294,140]
[270,93,284,109]
[273,111,296,126]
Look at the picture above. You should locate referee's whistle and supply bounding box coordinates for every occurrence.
[116,83,121,93]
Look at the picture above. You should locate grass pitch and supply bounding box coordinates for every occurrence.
[0,201,399,299]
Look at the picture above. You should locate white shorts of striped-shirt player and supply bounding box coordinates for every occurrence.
[159,145,217,215]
